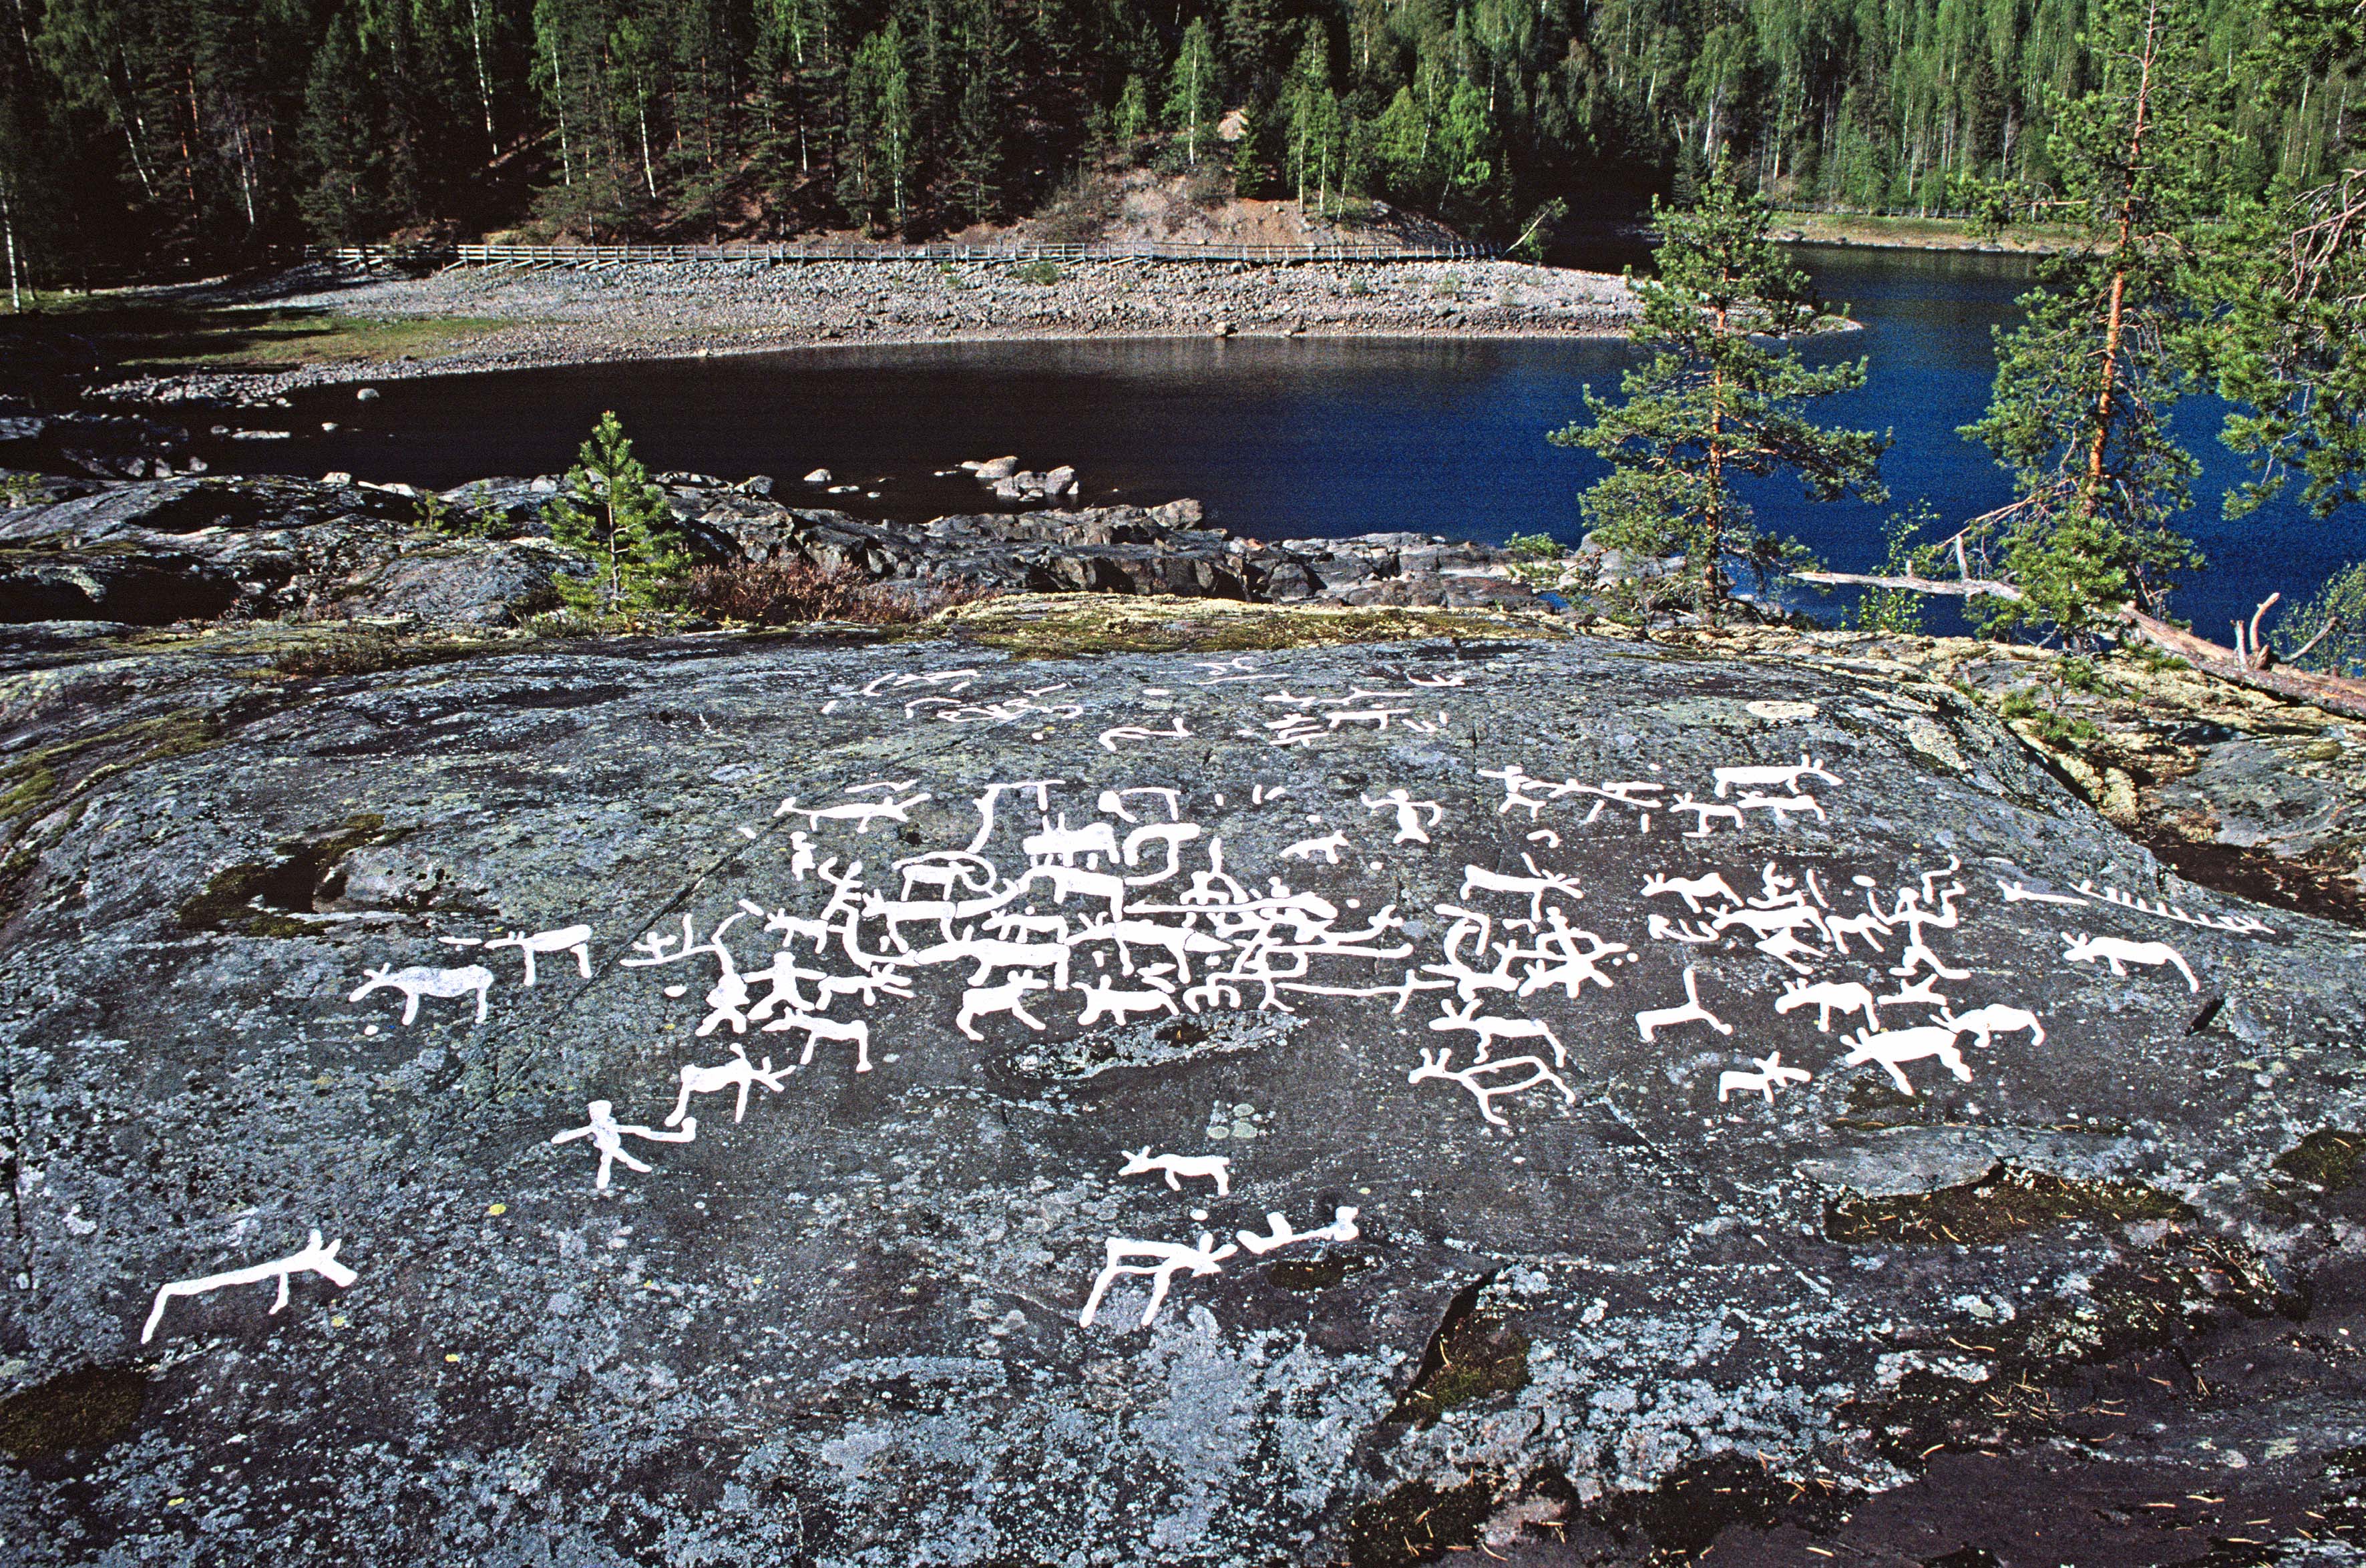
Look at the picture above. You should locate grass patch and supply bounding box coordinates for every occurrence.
[265,628,499,680]
[0,710,219,830]
[2274,1129,2366,1191]
[1826,1165,2190,1246]
[1770,209,2076,252]
[0,299,512,373]
[934,592,1570,657]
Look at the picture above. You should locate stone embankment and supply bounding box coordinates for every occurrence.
[84,256,1637,403]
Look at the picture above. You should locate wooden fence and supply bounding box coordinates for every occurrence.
[319,237,1496,271]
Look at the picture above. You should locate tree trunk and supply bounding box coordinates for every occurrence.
[1,178,22,313]
[2086,0,2160,494]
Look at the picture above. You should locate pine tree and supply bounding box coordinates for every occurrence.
[1165,18,1219,166]
[1549,157,1889,621]
[546,411,687,623]
[1959,0,2220,637]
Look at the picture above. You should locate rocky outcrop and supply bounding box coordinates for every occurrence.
[1,606,2362,1564]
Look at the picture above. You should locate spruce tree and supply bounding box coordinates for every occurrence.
[1549,157,1889,622]
[546,411,687,624]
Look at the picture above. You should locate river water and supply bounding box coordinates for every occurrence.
[264,245,2359,640]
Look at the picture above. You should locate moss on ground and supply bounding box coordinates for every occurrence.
[0,1366,146,1460]
[1826,1166,2191,1246]
[177,813,389,937]
[0,710,220,830]
[2273,1129,2366,1191]
[934,592,1573,656]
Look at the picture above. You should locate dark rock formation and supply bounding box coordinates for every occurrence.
[3,606,2363,1563]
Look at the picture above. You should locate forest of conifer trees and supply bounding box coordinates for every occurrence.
[0,0,2358,280]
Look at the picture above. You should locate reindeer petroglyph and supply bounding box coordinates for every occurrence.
[1718,1051,1811,1105]
[1460,855,1586,923]
[775,790,933,833]
[667,1046,792,1125]
[349,964,494,1026]
[1429,996,1568,1064]
[1024,815,1122,867]
[1713,753,1840,798]
[142,1229,358,1344]
[956,974,1052,1040]
[1635,967,1734,1042]
[1234,1207,1361,1255]
[1776,978,1882,1033]
[1078,1233,1238,1328]
[1282,831,1350,865]
[1671,795,1748,837]
[1641,871,1745,913]
[1840,1024,1973,1095]
[1076,976,1183,1026]
[1117,1148,1233,1195]
[1099,718,1192,753]
[483,925,592,986]
[1362,790,1442,845]
[550,1101,697,1189]
[761,1010,874,1071]
[1937,1003,2045,1049]
[1408,1047,1576,1127]
[1733,790,1826,825]
[2062,931,2199,991]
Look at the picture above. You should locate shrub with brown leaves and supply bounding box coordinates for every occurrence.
[682,561,993,626]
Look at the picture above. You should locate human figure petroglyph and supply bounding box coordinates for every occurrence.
[1408,1047,1576,1128]
[482,924,593,986]
[956,973,1051,1040]
[1713,754,1840,798]
[775,790,933,833]
[1283,831,1350,864]
[1099,718,1192,753]
[1935,1003,2045,1049]
[1641,871,1745,914]
[1478,765,1567,820]
[2062,931,2199,991]
[667,1046,792,1125]
[142,1229,357,1344]
[1078,1233,1238,1328]
[1671,795,1748,837]
[1362,789,1442,845]
[1509,908,1631,998]
[1459,855,1586,924]
[1840,1024,1973,1094]
[551,1100,697,1189]
[350,963,495,1026]
[1076,976,1182,1026]
[1635,967,1734,1042]
[1775,978,1882,1033]
[1718,1051,1811,1105]
[1117,1147,1233,1195]
[1235,1207,1361,1255]
[1429,996,1568,1065]
[966,779,1064,854]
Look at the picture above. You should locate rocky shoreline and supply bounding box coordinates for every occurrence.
[71,257,1636,407]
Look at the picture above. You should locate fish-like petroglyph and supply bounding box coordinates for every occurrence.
[1078,1232,1239,1328]
[1840,1024,1973,1094]
[1775,978,1882,1033]
[1409,1046,1577,1127]
[142,1229,359,1344]
[482,924,594,986]
[1999,879,2088,907]
[1713,753,1840,798]
[1234,1207,1361,1255]
[1718,1051,1811,1105]
[1117,1147,1233,1195]
[2062,931,2199,991]
[1362,789,1442,845]
[667,1046,792,1125]
[350,963,495,1026]
[1635,967,1734,1042]
[550,1101,698,1189]
[2078,881,2277,936]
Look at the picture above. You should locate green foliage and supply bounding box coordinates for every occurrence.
[411,486,501,540]
[1165,19,1220,170]
[1550,158,1888,623]
[1509,198,1569,263]
[1959,0,2221,640]
[1112,75,1151,145]
[1011,259,1061,284]
[545,411,686,624]
[2283,560,2366,675]
[1852,505,1935,634]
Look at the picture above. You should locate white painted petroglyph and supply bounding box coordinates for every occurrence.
[1641,871,1744,913]
[551,1100,698,1189]
[1459,855,1585,923]
[1710,902,1829,974]
[1429,997,1567,1064]
[1099,787,1183,823]
[1076,976,1182,1026]
[1023,816,1122,867]
[1528,829,1563,849]
[1408,1047,1577,1128]
[349,963,495,1026]
[667,1046,792,1125]
[1099,718,1192,753]
[1775,978,1882,1033]
[966,779,1064,853]
[1362,790,1442,845]
[861,668,978,698]
[483,924,593,986]
[1234,1207,1361,1255]
[2062,931,2199,991]
[1875,974,1951,1010]
[1999,879,2088,907]
[1118,1148,1233,1195]
[142,1229,357,1344]
[1840,1024,1973,1095]
[1732,790,1826,825]
[2078,881,2277,936]
[1282,831,1350,864]
[1936,1004,2045,1049]
[761,1009,875,1071]
[1078,1233,1238,1328]
[775,790,932,833]
[956,974,1052,1039]
[1713,753,1840,798]
[1635,968,1734,1042]
[1718,1051,1811,1105]
[1671,795,1748,837]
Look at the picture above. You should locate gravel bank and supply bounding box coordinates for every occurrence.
[92,256,1637,404]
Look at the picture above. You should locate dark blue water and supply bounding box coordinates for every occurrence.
[260,246,2362,636]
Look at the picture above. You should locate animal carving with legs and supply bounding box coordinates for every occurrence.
[1840,1024,1973,1095]
[350,963,495,1026]
[1718,1051,1810,1105]
[1634,967,1734,1042]
[1935,1004,2045,1049]
[1428,996,1567,1064]
[667,1046,792,1125]
[2062,931,2199,992]
[1774,978,1881,1034]
[1408,1047,1577,1127]
[1117,1148,1233,1195]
